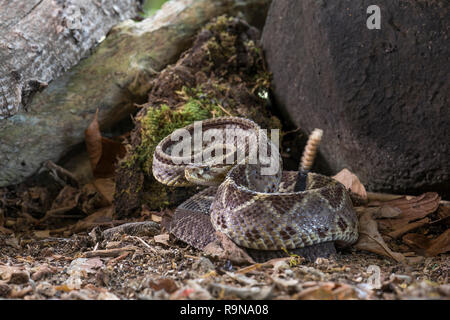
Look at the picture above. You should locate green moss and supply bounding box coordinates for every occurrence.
[129,86,228,176]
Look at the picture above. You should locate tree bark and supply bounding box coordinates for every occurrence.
[0,0,271,187]
[0,0,141,118]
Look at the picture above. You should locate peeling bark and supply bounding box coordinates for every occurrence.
[0,0,142,118]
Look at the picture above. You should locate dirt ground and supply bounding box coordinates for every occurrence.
[0,228,448,300]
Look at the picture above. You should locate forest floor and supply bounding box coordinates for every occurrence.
[0,209,448,300]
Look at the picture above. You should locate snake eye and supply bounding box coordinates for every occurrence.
[203,167,210,172]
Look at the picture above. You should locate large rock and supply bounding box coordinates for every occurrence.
[262,0,449,198]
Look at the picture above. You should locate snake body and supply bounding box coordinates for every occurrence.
[153,117,359,261]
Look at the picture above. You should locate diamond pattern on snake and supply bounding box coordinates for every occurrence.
[152,117,358,262]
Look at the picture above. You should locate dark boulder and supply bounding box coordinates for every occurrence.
[262,0,449,198]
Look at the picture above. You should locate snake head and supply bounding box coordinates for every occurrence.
[185,164,230,186]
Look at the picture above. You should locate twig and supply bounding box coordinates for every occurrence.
[82,246,137,258]
[132,236,158,254]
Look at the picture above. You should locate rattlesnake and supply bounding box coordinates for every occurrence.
[153,117,358,261]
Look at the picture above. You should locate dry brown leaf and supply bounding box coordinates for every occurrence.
[79,183,111,214]
[367,192,404,204]
[84,109,126,178]
[92,178,116,204]
[33,230,51,239]
[403,229,450,257]
[204,231,255,265]
[149,278,178,294]
[378,205,403,218]
[85,109,103,172]
[354,211,406,263]
[0,226,13,235]
[0,208,4,227]
[50,185,81,212]
[71,206,114,233]
[93,137,126,178]
[154,233,170,246]
[376,193,441,238]
[387,218,431,239]
[294,282,357,300]
[332,168,367,201]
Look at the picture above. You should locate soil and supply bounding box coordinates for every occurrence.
[0,231,448,300]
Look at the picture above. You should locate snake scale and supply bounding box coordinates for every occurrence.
[153,117,359,262]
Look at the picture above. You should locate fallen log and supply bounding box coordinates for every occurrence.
[0,0,271,187]
[0,0,141,118]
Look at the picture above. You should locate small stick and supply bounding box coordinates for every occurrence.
[132,236,158,254]
[294,128,323,192]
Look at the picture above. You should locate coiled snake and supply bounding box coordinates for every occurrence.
[153,117,358,261]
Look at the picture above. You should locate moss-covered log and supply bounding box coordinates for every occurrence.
[114,16,281,217]
[0,0,271,188]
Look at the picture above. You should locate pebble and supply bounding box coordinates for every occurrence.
[0,283,11,297]
[192,257,215,273]
[8,270,30,285]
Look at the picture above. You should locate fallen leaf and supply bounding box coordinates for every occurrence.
[94,137,126,178]
[48,185,81,214]
[79,183,111,214]
[0,226,13,235]
[203,231,255,265]
[149,278,178,294]
[170,280,212,300]
[0,208,4,226]
[71,206,114,233]
[376,193,441,238]
[33,230,51,239]
[154,233,170,246]
[377,205,402,218]
[31,264,55,281]
[92,178,116,204]
[85,109,103,173]
[293,282,357,300]
[85,110,126,178]
[208,282,273,300]
[354,210,406,263]
[333,168,367,202]
[54,284,73,293]
[403,229,450,257]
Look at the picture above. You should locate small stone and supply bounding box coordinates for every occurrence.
[0,283,11,297]
[36,282,56,297]
[192,257,215,274]
[438,284,450,297]
[8,270,30,284]
[32,264,54,281]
